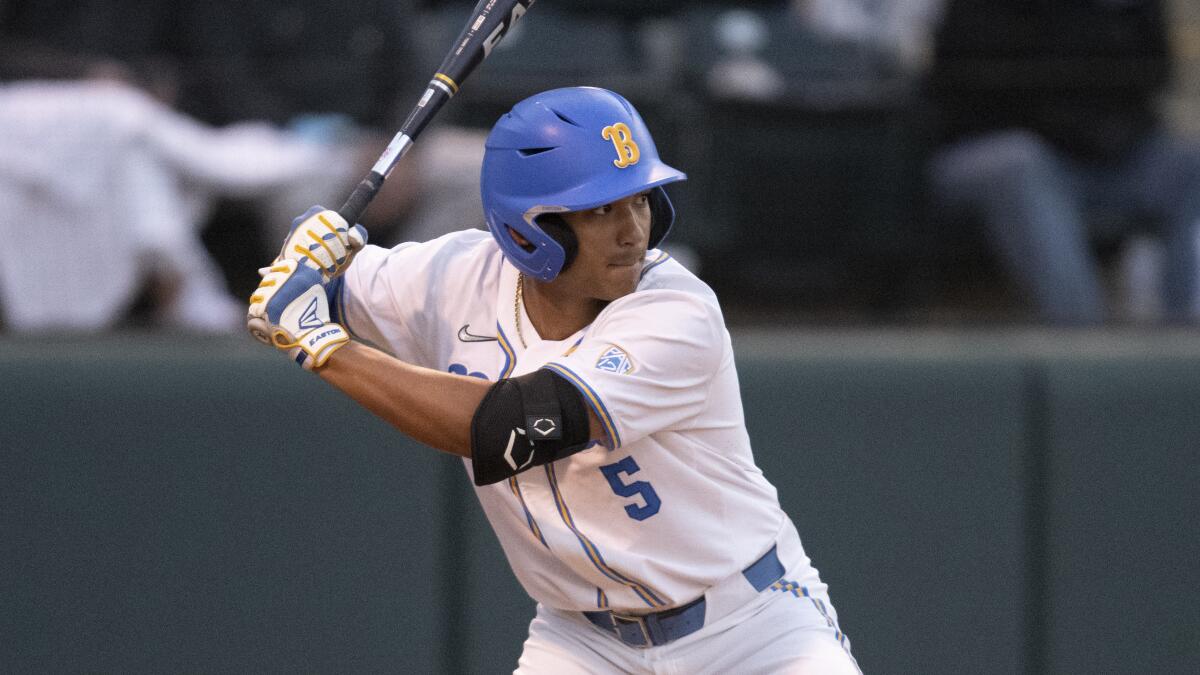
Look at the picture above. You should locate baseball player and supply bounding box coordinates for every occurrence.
[246,87,860,674]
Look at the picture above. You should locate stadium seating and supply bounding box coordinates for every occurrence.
[672,5,927,311]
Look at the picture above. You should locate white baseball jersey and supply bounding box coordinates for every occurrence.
[334,229,820,614]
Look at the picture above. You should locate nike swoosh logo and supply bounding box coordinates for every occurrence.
[457,324,498,343]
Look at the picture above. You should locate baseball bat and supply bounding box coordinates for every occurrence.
[338,0,537,225]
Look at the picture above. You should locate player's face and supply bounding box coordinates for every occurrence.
[558,191,653,301]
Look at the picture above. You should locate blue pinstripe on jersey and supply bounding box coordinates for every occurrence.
[508,476,548,548]
[563,336,585,357]
[544,463,664,608]
[496,322,516,378]
[639,251,672,277]
[498,301,651,606]
[541,362,622,448]
[494,323,551,543]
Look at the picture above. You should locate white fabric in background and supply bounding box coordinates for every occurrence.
[0,80,356,331]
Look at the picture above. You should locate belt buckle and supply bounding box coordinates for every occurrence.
[610,612,653,649]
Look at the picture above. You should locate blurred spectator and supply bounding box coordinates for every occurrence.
[0,0,492,331]
[794,0,945,74]
[705,8,786,101]
[926,0,1200,325]
[156,0,484,249]
[0,77,360,332]
[0,1,373,331]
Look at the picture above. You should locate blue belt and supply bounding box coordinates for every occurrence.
[583,544,785,648]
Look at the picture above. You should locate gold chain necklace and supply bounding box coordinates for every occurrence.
[514,272,527,349]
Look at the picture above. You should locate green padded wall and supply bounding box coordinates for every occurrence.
[3,331,1198,674]
[1,339,445,672]
[738,354,1028,675]
[1042,358,1200,673]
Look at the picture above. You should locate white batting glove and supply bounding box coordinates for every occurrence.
[278,205,368,279]
[247,259,349,370]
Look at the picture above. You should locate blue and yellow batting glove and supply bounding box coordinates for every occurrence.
[247,259,349,370]
[278,205,368,279]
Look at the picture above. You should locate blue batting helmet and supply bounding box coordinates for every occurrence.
[480,87,687,281]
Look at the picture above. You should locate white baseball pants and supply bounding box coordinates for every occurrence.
[514,584,861,674]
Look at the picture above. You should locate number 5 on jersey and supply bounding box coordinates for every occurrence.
[599,456,661,521]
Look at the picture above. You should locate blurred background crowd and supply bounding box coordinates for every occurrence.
[2,0,1199,332]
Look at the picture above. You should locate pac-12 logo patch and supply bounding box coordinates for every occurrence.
[596,345,634,374]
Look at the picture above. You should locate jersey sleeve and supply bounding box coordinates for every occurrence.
[327,241,433,366]
[542,289,726,449]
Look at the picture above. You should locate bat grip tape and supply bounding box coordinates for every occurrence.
[338,171,384,225]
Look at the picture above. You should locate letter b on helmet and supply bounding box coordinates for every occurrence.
[602,123,641,168]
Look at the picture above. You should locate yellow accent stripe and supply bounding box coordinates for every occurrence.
[496,324,516,378]
[508,476,547,547]
[639,251,671,278]
[562,337,584,357]
[292,244,326,271]
[545,463,664,607]
[271,328,300,349]
[433,73,459,93]
[296,237,333,270]
[310,228,339,267]
[316,213,341,234]
[542,363,620,447]
[774,582,851,648]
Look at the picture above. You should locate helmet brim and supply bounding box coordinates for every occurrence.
[523,160,686,224]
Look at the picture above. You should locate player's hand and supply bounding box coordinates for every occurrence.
[246,259,349,370]
[278,205,368,279]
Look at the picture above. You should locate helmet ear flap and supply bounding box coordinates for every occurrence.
[647,186,676,249]
[535,214,579,274]
[535,190,671,275]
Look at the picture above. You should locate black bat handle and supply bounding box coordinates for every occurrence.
[336,97,429,224]
[338,171,385,225]
[333,0,535,225]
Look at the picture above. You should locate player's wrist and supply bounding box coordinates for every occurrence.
[287,322,351,370]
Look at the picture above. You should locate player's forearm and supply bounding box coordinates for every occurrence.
[317,341,488,458]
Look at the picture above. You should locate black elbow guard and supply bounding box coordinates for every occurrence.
[470,369,592,486]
